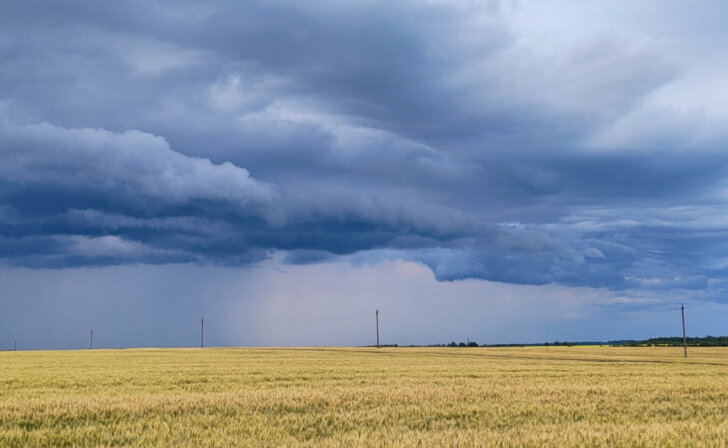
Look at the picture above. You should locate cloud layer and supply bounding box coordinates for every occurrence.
[2,0,728,304]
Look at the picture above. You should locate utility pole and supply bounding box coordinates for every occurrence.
[201,318,204,348]
[375,309,380,348]
[90,330,93,350]
[14,341,16,351]
[681,304,687,358]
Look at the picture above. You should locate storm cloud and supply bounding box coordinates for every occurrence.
[2,0,728,307]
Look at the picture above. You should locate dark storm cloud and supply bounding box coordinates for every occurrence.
[2,0,728,301]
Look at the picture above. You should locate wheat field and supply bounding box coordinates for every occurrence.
[0,346,726,447]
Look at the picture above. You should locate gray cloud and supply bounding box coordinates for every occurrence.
[1,0,728,305]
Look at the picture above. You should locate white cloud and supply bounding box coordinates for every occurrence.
[61,235,179,259]
[209,73,284,114]
[122,39,206,75]
[0,118,278,208]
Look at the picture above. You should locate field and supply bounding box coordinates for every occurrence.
[0,347,727,447]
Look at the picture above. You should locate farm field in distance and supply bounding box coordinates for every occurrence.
[1,347,727,447]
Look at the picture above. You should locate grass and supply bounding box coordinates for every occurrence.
[0,346,727,447]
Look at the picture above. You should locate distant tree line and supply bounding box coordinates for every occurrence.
[365,335,728,349]
[447,341,480,347]
[616,336,728,347]
[425,336,728,348]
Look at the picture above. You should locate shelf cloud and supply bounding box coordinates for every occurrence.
[2,0,728,312]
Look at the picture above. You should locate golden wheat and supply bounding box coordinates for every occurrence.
[0,346,726,447]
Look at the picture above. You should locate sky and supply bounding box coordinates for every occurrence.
[1,1,728,349]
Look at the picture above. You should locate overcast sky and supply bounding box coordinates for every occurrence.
[2,1,727,349]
